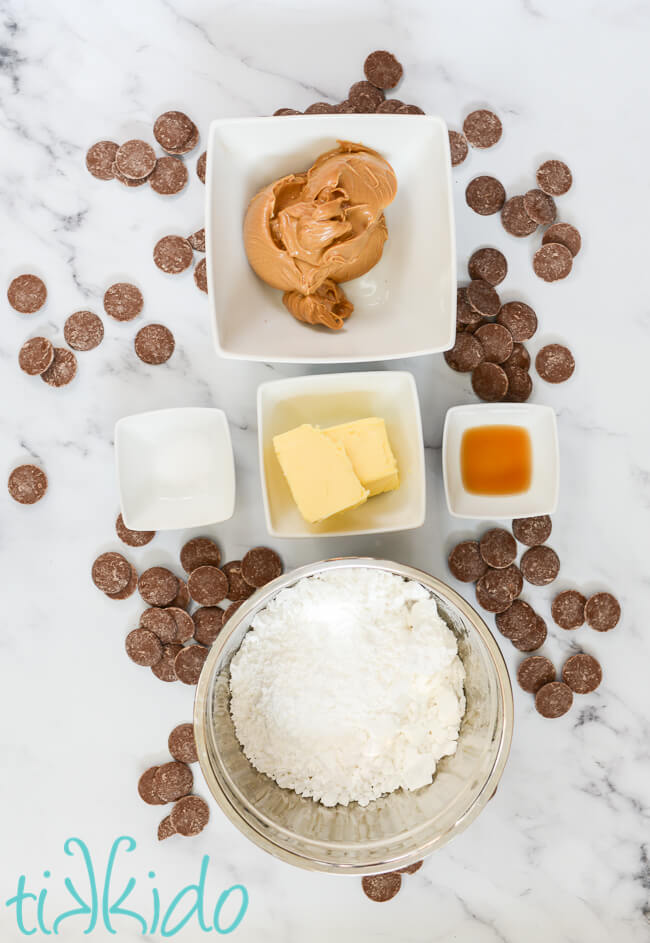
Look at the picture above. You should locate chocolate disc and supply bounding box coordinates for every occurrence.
[188,228,205,252]
[115,513,154,548]
[140,607,177,643]
[463,109,502,148]
[273,108,302,116]
[167,579,190,611]
[157,816,176,840]
[397,861,423,875]
[520,546,560,586]
[153,761,193,802]
[153,235,194,274]
[174,644,209,685]
[223,600,243,623]
[456,287,483,327]
[18,337,54,375]
[535,681,573,718]
[551,590,586,629]
[151,643,182,682]
[40,348,77,387]
[86,141,118,180]
[536,160,572,196]
[168,723,198,764]
[304,102,338,114]
[503,366,532,403]
[542,223,581,257]
[134,324,175,365]
[471,362,508,401]
[115,140,156,180]
[165,607,193,644]
[562,654,602,694]
[497,302,537,342]
[348,80,384,112]
[149,156,188,195]
[476,572,514,614]
[468,248,507,286]
[376,99,404,114]
[512,515,552,546]
[104,282,143,322]
[396,104,425,115]
[153,111,197,153]
[523,189,557,225]
[188,566,228,605]
[92,551,131,594]
[361,873,402,902]
[64,310,104,351]
[480,529,517,568]
[501,196,538,237]
[165,124,199,156]
[196,151,206,184]
[504,342,531,372]
[533,243,573,282]
[125,628,163,667]
[584,592,620,632]
[170,795,210,836]
[535,344,575,383]
[8,464,48,504]
[467,279,501,318]
[138,566,179,606]
[444,333,484,372]
[192,607,225,646]
[465,176,506,216]
[138,767,165,805]
[448,130,468,166]
[511,613,547,652]
[474,323,513,364]
[222,561,256,600]
[448,541,488,583]
[180,537,221,573]
[364,50,403,89]
[107,564,138,600]
[194,258,208,293]
[112,162,148,187]
[241,547,283,588]
[486,563,523,601]
[8,273,47,313]
[517,655,555,694]
[495,599,537,639]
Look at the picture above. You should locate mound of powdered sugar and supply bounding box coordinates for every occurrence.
[228,567,466,807]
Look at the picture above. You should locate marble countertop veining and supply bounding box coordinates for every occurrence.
[1,0,649,940]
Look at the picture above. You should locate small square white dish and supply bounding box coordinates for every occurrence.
[442,404,559,519]
[258,371,426,538]
[205,114,455,363]
[115,408,235,531]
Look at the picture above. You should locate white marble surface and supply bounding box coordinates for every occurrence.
[1,0,649,939]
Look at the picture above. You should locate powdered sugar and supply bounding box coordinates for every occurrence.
[229,567,466,807]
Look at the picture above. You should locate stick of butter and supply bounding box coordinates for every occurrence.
[273,424,369,524]
[324,417,399,497]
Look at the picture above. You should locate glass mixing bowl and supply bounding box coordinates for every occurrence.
[193,557,513,875]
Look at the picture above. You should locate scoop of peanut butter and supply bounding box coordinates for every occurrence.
[243,141,397,330]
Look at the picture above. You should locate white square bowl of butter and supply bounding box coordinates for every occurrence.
[257,371,426,538]
[205,114,456,363]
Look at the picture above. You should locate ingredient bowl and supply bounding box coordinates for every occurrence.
[193,557,513,875]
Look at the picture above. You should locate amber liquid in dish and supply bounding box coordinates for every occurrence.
[461,425,532,495]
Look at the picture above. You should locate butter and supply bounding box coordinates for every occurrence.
[324,418,399,497]
[273,424,369,524]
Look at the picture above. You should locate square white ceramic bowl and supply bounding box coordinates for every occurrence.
[258,371,426,538]
[205,114,455,363]
[115,408,236,531]
[442,404,559,519]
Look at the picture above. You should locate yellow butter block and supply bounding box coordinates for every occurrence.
[324,417,399,497]
[273,424,369,524]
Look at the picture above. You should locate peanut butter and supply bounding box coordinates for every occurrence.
[243,141,397,330]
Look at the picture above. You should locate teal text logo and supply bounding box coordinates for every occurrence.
[5,836,248,936]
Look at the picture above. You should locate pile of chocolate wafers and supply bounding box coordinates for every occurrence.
[448,516,620,718]
[446,248,575,401]
[138,723,210,841]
